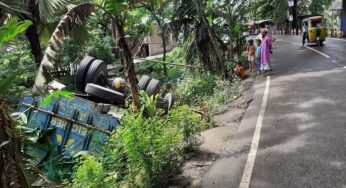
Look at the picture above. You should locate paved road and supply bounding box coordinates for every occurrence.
[202,35,346,188]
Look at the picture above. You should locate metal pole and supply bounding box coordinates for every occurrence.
[293,0,298,35]
[332,10,334,37]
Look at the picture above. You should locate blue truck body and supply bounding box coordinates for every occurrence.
[18,95,120,156]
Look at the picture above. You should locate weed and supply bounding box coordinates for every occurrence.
[73,104,206,187]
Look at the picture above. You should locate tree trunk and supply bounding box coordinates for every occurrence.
[111,19,120,58]
[153,14,168,77]
[24,0,42,67]
[161,31,168,77]
[205,19,225,78]
[0,9,5,27]
[26,26,42,67]
[0,100,27,187]
[114,17,140,109]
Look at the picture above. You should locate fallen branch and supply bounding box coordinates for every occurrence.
[135,58,196,68]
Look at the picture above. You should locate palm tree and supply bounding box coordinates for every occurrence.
[33,2,95,95]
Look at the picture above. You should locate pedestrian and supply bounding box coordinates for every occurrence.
[247,39,256,72]
[302,23,308,45]
[316,23,321,40]
[260,29,273,76]
[255,39,262,75]
[234,62,245,80]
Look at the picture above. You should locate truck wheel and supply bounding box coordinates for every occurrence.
[75,56,95,92]
[85,83,126,104]
[164,92,176,110]
[138,75,152,91]
[156,97,168,110]
[85,60,108,88]
[146,79,161,97]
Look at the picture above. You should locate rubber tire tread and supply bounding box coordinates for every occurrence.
[85,83,126,103]
[138,75,152,91]
[146,79,161,97]
[85,60,107,87]
[164,93,176,110]
[75,56,95,92]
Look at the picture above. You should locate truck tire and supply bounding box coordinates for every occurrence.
[156,97,168,110]
[75,56,95,92]
[138,75,152,91]
[85,60,108,88]
[85,83,126,103]
[164,92,176,110]
[146,79,161,97]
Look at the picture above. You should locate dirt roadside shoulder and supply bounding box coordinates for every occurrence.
[169,73,258,187]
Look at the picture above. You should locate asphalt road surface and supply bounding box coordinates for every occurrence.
[202,35,346,188]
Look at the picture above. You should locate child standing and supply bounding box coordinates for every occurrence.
[255,39,261,75]
[247,39,256,72]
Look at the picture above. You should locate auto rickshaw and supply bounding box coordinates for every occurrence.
[302,16,327,46]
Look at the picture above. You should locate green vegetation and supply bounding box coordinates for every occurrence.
[73,99,207,187]
[255,0,336,26]
[0,0,337,187]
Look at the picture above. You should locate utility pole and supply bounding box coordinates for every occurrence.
[293,0,298,35]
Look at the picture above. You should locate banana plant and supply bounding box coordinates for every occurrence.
[0,17,32,46]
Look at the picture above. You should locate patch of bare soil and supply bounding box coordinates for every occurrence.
[169,74,256,188]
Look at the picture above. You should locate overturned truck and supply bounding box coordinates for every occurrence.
[17,55,177,184]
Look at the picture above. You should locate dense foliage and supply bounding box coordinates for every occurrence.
[0,15,32,188]
[0,0,339,187]
[73,100,207,187]
[256,0,337,26]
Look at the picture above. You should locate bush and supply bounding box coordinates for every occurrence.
[205,79,240,117]
[86,34,118,64]
[73,155,105,188]
[0,37,35,104]
[73,104,207,187]
[176,72,241,119]
[58,34,119,67]
[136,47,187,83]
[176,73,217,105]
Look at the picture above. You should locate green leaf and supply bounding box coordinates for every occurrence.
[0,1,30,15]
[206,0,213,10]
[0,68,26,94]
[0,18,32,46]
[41,90,74,106]
[207,15,212,25]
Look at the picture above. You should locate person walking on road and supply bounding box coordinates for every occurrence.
[302,23,308,45]
[260,29,273,76]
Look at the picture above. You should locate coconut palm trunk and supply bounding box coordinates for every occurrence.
[0,100,27,187]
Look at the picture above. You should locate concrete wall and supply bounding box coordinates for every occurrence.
[144,25,174,56]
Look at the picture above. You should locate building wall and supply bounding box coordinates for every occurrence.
[145,25,174,56]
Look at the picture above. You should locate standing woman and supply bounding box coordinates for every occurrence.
[260,29,273,76]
